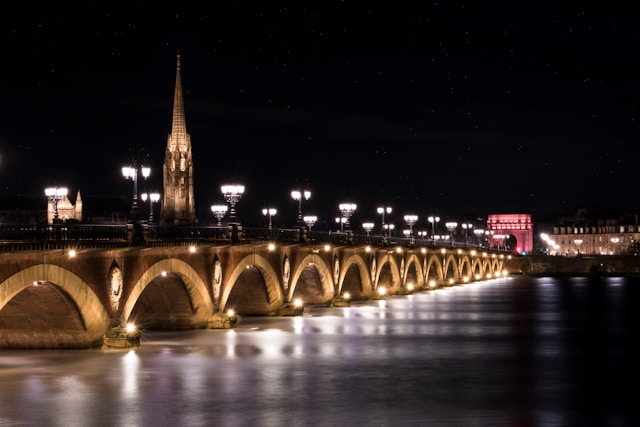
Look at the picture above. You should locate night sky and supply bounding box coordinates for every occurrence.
[1,3,639,228]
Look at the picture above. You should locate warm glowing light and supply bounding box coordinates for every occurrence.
[448,278,455,285]
[429,280,436,288]
[125,323,137,333]
[324,244,331,252]
[227,309,235,316]
[343,292,351,300]
[68,249,76,257]
[189,246,196,253]
[377,286,387,296]
[293,298,303,308]
[463,276,469,282]
[268,243,276,251]
[407,283,414,291]
[161,271,167,277]
[475,274,481,280]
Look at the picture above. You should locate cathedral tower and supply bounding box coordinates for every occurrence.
[161,53,197,225]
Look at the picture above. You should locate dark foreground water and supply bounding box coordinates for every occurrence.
[1,276,637,427]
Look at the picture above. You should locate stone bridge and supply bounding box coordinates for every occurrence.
[0,243,514,349]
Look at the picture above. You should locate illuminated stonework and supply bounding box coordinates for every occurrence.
[161,53,197,225]
[487,213,533,254]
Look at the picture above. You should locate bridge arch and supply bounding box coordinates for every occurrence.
[403,253,424,289]
[0,264,111,348]
[337,253,373,298]
[121,258,214,328]
[219,253,283,314]
[443,253,460,284]
[425,253,445,286]
[288,253,335,304]
[374,252,401,293]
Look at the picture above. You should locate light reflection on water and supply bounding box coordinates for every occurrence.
[1,276,637,426]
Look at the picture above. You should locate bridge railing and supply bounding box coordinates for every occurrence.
[1,222,506,253]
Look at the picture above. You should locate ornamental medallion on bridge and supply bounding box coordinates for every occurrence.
[283,257,290,291]
[109,265,123,311]
[213,259,222,299]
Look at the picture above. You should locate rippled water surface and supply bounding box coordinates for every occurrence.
[1,276,637,426]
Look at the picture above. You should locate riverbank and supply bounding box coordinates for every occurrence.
[510,254,640,277]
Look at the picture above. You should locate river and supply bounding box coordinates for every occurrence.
[0,276,636,426]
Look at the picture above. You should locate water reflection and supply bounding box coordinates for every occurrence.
[1,276,637,426]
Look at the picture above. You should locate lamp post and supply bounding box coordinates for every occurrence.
[122,164,150,220]
[445,222,458,247]
[461,223,473,245]
[383,223,395,238]
[339,203,357,231]
[404,214,418,245]
[335,217,347,232]
[362,222,374,238]
[262,208,277,229]
[473,228,485,247]
[417,230,428,241]
[211,204,228,226]
[428,216,440,241]
[291,189,311,226]
[221,183,244,222]
[44,187,68,223]
[574,239,583,255]
[377,206,392,238]
[140,192,160,224]
[303,215,317,229]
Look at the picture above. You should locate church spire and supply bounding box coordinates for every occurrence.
[169,53,189,149]
[160,52,197,225]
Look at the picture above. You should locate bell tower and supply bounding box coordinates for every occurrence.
[161,53,197,225]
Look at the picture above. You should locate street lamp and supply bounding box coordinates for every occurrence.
[335,217,347,232]
[211,204,228,226]
[428,216,440,240]
[140,192,160,223]
[473,228,485,247]
[262,208,277,229]
[122,164,150,220]
[383,223,395,237]
[377,206,392,237]
[304,215,317,229]
[461,223,473,245]
[445,222,458,247]
[291,189,311,225]
[221,183,244,222]
[339,203,357,231]
[44,187,68,223]
[574,239,583,255]
[404,214,418,245]
[362,222,374,237]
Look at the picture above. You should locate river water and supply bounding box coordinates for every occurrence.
[0,276,636,427]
